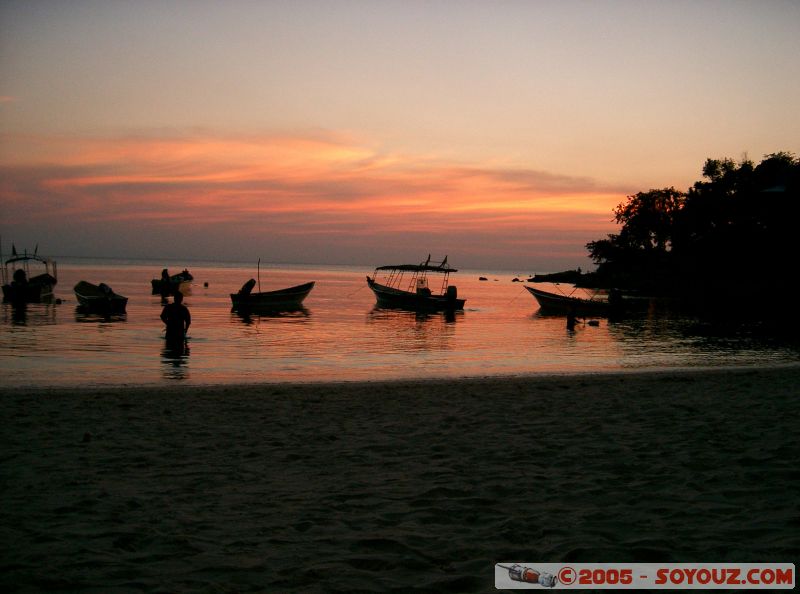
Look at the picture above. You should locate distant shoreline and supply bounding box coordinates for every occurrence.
[17,255,556,277]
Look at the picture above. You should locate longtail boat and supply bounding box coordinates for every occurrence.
[74,281,128,313]
[525,285,611,316]
[230,279,315,311]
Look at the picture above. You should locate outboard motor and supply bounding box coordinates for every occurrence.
[446,285,458,303]
[239,278,257,295]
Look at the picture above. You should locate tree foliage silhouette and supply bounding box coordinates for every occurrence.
[585,152,799,306]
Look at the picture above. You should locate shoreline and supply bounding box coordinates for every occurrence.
[2,365,798,592]
[4,361,800,396]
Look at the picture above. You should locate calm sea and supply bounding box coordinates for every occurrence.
[2,259,798,387]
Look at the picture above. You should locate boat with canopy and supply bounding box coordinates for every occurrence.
[366,255,465,311]
[1,243,58,304]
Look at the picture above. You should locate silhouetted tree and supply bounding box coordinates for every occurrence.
[612,187,685,252]
[585,152,799,308]
[673,153,799,290]
[587,187,684,291]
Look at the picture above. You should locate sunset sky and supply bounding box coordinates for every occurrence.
[1,0,798,271]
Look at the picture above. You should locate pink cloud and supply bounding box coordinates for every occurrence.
[0,131,626,267]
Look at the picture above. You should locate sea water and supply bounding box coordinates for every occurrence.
[1,259,798,387]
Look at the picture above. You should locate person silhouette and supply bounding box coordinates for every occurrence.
[566,306,578,331]
[159,268,171,302]
[160,291,191,345]
[9,268,29,304]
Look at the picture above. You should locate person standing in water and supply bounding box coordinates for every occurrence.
[160,291,191,343]
[566,306,578,331]
[158,268,172,302]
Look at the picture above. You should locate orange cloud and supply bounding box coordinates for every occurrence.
[0,130,628,268]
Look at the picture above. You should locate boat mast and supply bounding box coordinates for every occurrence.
[257,258,261,293]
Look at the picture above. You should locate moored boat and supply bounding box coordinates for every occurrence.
[1,244,58,304]
[366,256,465,311]
[74,281,128,313]
[230,279,315,311]
[151,268,193,295]
[525,285,611,316]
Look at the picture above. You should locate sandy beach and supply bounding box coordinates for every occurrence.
[2,366,799,592]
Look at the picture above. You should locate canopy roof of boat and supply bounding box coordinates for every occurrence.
[3,252,54,266]
[374,263,457,273]
[375,256,456,273]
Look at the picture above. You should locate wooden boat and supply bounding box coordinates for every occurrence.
[230,279,315,311]
[1,244,58,304]
[74,281,128,313]
[366,256,465,311]
[151,268,193,295]
[525,285,611,316]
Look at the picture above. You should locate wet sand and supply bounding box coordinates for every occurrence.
[2,367,799,592]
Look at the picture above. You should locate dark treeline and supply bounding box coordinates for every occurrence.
[583,152,800,314]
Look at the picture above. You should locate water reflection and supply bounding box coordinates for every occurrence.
[231,307,311,326]
[366,307,460,353]
[1,302,58,326]
[368,306,462,324]
[161,339,190,380]
[5,303,28,326]
[74,306,127,324]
